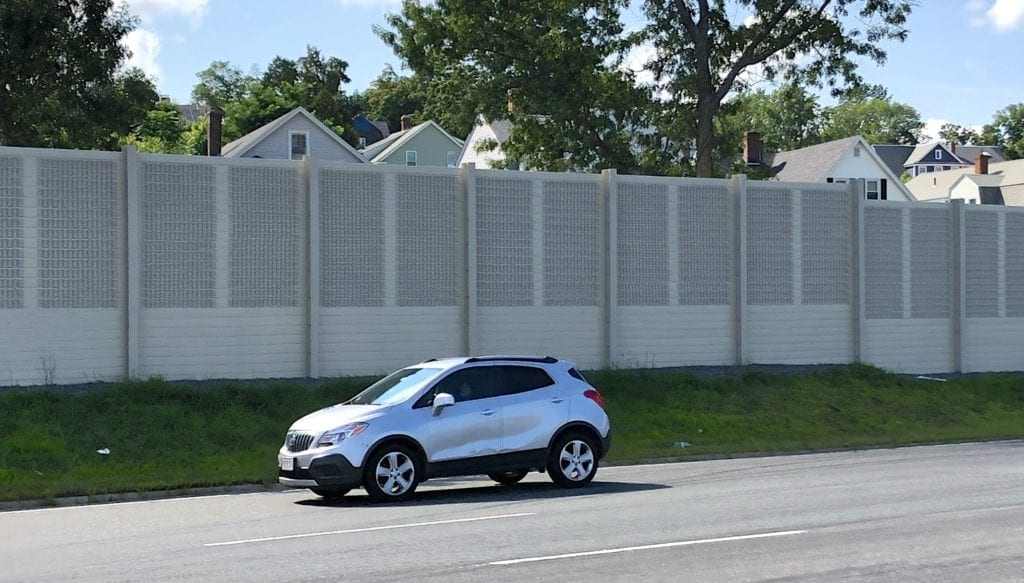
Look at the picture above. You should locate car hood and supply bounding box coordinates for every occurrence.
[290,404,388,432]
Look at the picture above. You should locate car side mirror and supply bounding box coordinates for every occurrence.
[432,392,455,416]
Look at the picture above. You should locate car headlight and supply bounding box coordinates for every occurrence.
[316,422,369,447]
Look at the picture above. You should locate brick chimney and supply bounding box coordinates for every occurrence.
[207,109,223,157]
[743,131,763,165]
[947,142,956,155]
[400,114,413,132]
[975,152,990,175]
[507,88,519,114]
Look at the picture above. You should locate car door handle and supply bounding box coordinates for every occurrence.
[550,398,565,404]
[481,409,496,416]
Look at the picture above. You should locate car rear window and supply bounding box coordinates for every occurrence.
[568,368,587,382]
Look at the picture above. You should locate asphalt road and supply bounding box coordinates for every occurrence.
[2,441,1023,582]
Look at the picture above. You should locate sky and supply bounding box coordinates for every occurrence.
[119,0,1024,141]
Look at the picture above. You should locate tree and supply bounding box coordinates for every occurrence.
[720,84,822,154]
[377,0,657,174]
[981,103,1024,160]
[192,47,362,146]
[0,0,159,149]
[122,100,190,153]
[642,0,913,175]
[380,0,913,176]
[362,66,427,132]
[938,123,981,146]
[819,96,922,144]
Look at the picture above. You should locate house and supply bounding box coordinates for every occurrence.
[361,115,465,167]
[906,155,1024,205]
[456,115,515,170]
[176,103,210,125]
[352,114,391,149]
[745,133,915,201]
[873,142,1005,179]
[220,107,368,163]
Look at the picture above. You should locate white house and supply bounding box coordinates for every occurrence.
[907,156,1024,205]
[746,134,915,201]
[455,115,515,170]
[221,107,368,163]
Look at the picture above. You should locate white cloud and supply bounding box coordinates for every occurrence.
[116,0,209,27]
[922,118,985,142]
[621,43,657,87]
[122,28,162,80]
[968,0,1024,31]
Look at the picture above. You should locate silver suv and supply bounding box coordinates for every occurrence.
[278,356,611,502]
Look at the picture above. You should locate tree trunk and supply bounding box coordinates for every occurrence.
[695,98,716,177]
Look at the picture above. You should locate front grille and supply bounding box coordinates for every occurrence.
[285,432,314,452]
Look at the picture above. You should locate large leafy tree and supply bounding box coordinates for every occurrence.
[0,0,159,149]
[377,0,657,174]
[981,103,1024,160]
[939,123,981,146]
[380,0,913,176]
[720,84,822,154]
[361,66,480,139]
[819,94,922,144]
[192,46,362,145]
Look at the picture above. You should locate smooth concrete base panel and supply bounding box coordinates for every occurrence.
[139,308,305,380]
[746,305,853,365]
[863,318,955,374]
[477,306,603,370]
[0,309,124,385]
[617,306,733,367]
[320,307,462,377]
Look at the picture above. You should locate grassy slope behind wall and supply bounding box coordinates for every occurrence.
[1,365,1023,502]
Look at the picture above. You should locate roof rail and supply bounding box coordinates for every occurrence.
[464,355,559,364]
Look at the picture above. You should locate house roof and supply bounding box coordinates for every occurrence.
[872,144,915,177]
[221,106,368,161]
[906,158,1024,201]
[763,136,861,183]
[176,103,210,124]
[360,120,464,162]
[903,142,950,166]
[951,145,1005,165]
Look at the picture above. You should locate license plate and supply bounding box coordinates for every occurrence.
[279,456,294,471]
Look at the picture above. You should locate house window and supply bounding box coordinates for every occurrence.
[358,137,367,148]
[853,147,861,157]
[406,150,417,166]
[969,199,977,204]
[943,165,950,170]
[935,150,942,160]
[447,151,457,167]
[865,180,880,200]
[926,165,934,172]
[832,178,847,184]
[289,132,309,160]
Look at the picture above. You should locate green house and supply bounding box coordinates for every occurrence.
[361,119,465,168]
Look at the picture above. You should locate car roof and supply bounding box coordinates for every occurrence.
[409,355,571,370]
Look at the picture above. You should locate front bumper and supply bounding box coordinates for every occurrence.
[279,454,363,489]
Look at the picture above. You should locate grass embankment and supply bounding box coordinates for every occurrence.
[1,365,1023,503]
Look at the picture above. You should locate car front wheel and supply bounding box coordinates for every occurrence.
[363,445,419,502]
[547,432,599,488]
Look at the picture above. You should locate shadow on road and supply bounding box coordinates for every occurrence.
[294,479,670,508]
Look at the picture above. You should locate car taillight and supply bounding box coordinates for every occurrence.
[583,389,605,409]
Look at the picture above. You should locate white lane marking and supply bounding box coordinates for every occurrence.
[204,512,536,547]
[1,490,300,514]
[487,529,808,566]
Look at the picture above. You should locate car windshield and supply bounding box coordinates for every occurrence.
[347,368,443,407]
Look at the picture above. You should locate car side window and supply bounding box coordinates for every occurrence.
[493,366,556,396]
[428,367,499,404]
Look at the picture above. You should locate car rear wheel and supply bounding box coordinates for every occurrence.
[310,487,350,499]
[488,470,529,485]
[547,432,598,488]
[363,444,419,503]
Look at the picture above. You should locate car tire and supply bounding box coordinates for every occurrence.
[310,487,350,499]
[363,444,420,503]
[488,470,529,485]
[547,431,599,488]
